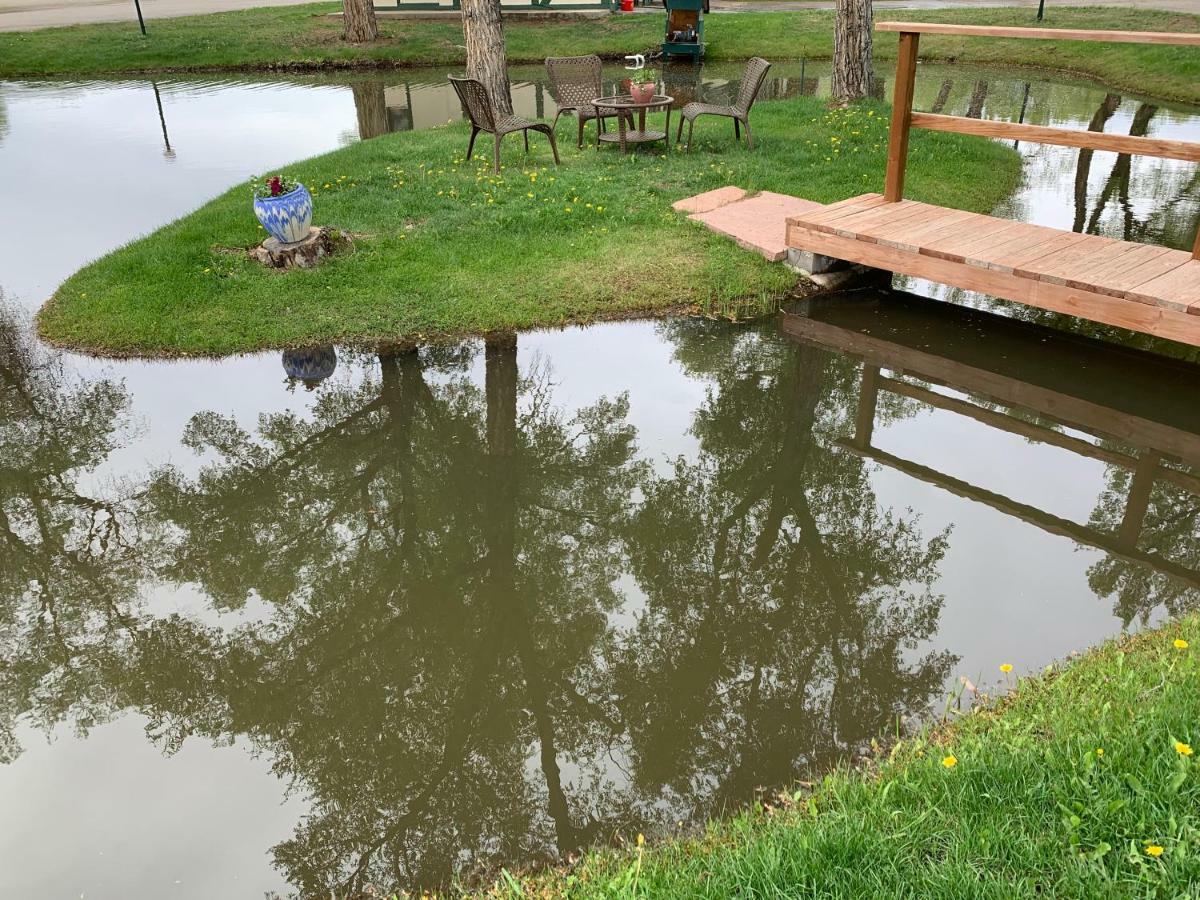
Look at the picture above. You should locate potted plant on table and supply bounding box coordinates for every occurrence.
[628,70,658,104]
[252,174,313,245]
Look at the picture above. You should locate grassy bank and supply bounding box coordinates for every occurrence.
[3,6,1200,103]
[38,95,1019,357]
[493,616,1200,898]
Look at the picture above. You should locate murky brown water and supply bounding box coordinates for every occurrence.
[0,62,1198,897]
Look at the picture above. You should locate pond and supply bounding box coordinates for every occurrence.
[1,62,1199,898]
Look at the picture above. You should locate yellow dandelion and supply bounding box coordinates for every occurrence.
[636,833,645,847]
[1145,845,1164,857]
[1176,741,1194,757]
[1096,748,1104,757]
[1000,663,1013,673]
[1174,638,1190,650]
[941,755,957,769]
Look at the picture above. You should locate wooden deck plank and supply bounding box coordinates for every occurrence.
[1016,233,1117,283]
[873,207,984,250]
[1007,232,1097,278]
[825,200,931,239]
[919,218,1029,263]
[1068,245,1183,298]
[1127,260,1200,311]
[983,223,1076,272]
[1033,236,1138,286]
[872,207,983,252]
[795,194,888,232]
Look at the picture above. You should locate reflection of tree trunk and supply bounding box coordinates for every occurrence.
[484,334,591,856]
[1073,93,1122,233]
[352,81,390,140]
[966,80,989,119]
[930,79,953,114]
[1086,102,1157,239]
[832,0,873,102]
[750,344,829,568]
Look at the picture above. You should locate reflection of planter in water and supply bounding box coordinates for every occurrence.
[253,184,313,245]
[282,346,337,388]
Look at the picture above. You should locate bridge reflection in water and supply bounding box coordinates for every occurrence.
[783,291,1200,597]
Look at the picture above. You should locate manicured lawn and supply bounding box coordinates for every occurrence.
[38,95,1019,357]
[493,616,1200,898]
[2,6,1199,103]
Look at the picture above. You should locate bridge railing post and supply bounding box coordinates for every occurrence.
[883,30,919,202]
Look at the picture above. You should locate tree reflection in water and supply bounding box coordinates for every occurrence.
[1,320,956,895]
[0,306,143,763]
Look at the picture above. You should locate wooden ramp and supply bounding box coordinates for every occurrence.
[786,194,1200,346]
[786,21,1200,348]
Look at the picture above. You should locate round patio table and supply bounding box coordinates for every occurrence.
[592,94,675,154]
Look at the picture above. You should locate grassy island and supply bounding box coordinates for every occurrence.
[492,615,1200,898]
[2,7,1199,103]
[38,96,1019,358]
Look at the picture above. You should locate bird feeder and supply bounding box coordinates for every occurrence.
[663,0,705,59]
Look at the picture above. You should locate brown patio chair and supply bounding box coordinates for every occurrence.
[545,55,632,149]
[676,57,772,151]
[449,76,560,174]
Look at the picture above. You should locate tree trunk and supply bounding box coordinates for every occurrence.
[352,81,390,140]
[343,0,378,43]
[833,0,873,103]
[460,0,513,116]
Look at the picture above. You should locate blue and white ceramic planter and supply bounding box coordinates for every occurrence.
[253,184,313,245]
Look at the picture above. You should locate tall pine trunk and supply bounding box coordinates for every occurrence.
[461,0,513,116]
[833,0,873,103]
[343,0,378,43]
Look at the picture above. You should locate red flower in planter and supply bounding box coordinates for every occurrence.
[269,176,283,197]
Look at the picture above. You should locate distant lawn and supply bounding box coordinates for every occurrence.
[497,615,1200,898]
[38,95,1019,357]
[1,6,1199,103]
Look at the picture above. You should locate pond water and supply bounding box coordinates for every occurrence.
[1,61,1199,898]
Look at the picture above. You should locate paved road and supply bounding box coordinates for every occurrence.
[1,0,1198,32]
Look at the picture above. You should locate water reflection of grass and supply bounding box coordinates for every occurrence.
[1,7,1198,104]
[38,96,1018,357]
[500,618,1200,898]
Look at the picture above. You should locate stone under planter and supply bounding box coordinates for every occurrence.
[249,226,347,270]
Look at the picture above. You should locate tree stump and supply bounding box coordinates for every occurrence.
[249,227,346,270]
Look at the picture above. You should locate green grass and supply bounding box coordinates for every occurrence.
[37,95,1019,357]
[2,6,1200,103]
[491,616,1200,898]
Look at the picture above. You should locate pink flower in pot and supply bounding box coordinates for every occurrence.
[629,79,657,104]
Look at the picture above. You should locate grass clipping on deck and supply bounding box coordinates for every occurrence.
[39,97,1019,357]
[492,618,1200,898]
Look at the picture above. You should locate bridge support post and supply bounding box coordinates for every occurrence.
[883,31,919,202]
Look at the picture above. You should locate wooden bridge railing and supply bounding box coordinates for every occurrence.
[876,21,1200,259]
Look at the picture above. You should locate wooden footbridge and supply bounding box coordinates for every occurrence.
[786,22,1200,347]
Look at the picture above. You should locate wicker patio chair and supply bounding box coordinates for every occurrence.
[676,57,772,151]
[545,55,632,149]
[449,76,560,174]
